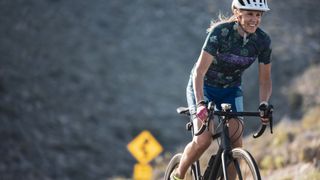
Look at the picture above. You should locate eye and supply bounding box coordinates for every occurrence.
[256,12,262,17]
[247,12,254,16]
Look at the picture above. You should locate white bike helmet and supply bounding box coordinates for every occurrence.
[232,0,270,12]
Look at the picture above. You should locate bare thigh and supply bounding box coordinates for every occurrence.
[192,117,214,148]
[227,118,244,148]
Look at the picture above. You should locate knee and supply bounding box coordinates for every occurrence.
[193,135,211,152]
[230,129,243,148]
[229,119,244,148]
[232,138,243,148]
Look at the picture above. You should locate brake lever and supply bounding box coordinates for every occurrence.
[269,116,273,134]
[194,123,207,136]
[269,105,274,134]
[253,105,274,138]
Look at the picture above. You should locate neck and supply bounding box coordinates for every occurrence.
[235,22,251,46]
[236,22,249,37]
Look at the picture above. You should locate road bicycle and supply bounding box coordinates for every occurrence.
[164,102,273,180]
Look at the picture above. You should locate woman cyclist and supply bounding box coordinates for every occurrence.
[171,0,272,179]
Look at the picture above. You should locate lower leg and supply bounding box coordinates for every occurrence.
[176,139,211,178]
[175,120,213,179]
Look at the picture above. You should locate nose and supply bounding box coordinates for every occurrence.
[254,13,262,21]
[251,15,260,23]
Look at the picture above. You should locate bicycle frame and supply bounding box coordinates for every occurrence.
[192,113,239,180]
[184,102,273,180]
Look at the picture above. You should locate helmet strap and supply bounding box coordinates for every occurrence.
[243,32,249,46]
[235,21,250,46]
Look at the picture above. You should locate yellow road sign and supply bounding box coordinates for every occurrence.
[127,130,163,164]
[133,163,152,180]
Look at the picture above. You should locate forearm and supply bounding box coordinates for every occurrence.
[259,63,272,103]
[192,71,205,104]
[259,78,272,102]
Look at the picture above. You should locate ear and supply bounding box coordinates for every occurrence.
[233,8,239,15]
[233,9,241,21]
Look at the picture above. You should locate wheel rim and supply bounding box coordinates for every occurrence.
[229,148,260,180]
[230,157,256,180]
[220,148,260,180]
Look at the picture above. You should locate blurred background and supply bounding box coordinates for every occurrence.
[0,0,319,179]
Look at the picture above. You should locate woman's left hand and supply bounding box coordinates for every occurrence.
[258,101,270,125]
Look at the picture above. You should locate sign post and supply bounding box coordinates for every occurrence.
[127,130,163,180]
[133,163,152,180]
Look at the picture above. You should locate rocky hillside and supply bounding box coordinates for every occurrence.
[0,0,319,179]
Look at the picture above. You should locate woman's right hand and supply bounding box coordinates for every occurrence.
[196,105,208,123]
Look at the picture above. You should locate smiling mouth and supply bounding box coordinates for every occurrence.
[246,24,258,31]
[248,23,257,27]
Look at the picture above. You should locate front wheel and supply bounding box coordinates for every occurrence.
[222,148,261,180]
[164,153,197,180]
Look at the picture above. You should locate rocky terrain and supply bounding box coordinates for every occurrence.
[0,0,319,179]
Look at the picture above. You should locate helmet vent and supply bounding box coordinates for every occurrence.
[239,0,245,6]
[232,0,270,11]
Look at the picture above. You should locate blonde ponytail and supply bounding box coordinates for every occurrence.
[206,13,237,33]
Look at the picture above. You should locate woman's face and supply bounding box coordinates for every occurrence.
[237,10,263,33]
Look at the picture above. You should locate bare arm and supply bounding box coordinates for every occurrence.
[258,63,272,103]
[192,50,214,104]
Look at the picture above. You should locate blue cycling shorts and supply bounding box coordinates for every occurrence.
[186,78,243,119]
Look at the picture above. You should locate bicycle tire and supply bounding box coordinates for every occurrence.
[164,153,197,180]
[221,148,261,180]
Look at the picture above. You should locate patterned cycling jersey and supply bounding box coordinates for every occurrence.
[199,21,272,88]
